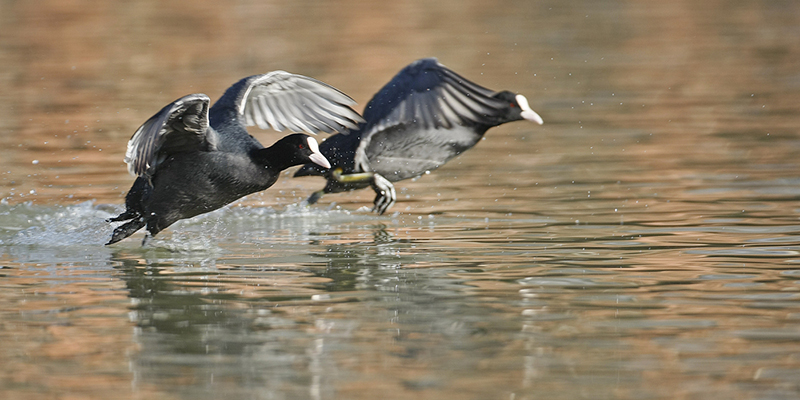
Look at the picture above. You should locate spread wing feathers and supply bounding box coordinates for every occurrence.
[239,71,364,134]
[354,58,507,172]
[124,94,216,177]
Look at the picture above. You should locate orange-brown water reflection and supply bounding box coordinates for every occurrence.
[2,0,800,399]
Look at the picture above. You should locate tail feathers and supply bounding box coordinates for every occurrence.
[106,217,146,245]
[107,210,139,222]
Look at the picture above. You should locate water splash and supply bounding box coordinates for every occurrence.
[4,201,115,246]
[1,200,377,251]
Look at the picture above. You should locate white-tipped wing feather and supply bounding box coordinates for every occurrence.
[124,94,216,177]
[239,71,364,134]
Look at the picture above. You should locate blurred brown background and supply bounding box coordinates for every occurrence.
[0,0,798,206]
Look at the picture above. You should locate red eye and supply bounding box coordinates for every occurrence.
[509,103,516,108]
[298,144,305,149]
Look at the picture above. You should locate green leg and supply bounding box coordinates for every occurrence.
[331,169,374,183]
[315,169,397,214]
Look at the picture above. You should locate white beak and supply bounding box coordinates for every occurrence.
[516,94,544,125]
[306,137,331,169]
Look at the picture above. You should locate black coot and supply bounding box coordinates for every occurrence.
[107,71,363,245]
[294,58,543,214]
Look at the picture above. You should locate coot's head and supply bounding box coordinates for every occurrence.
[494,91,544,125]
[269,133,331,170]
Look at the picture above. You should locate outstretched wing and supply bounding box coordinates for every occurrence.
[236,71,364,134]
[354,58,509,172]
[124,94,216,177]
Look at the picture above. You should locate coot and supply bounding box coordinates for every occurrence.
[294,58,543,214]
[107,71,363,245]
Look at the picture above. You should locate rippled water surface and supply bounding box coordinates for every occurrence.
[2,1,800,399]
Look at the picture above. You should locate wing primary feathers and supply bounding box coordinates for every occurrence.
[237,72,363,135]
[124,94,213,177]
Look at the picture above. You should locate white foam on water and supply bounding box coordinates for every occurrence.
[2,200,374,250]
[8,201,117,247]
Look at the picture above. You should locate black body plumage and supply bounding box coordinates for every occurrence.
[107,72,361,244]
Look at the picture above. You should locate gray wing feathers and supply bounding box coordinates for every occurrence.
[354,66,507,172]
[124,94,214,177]
[367,71,506,137]
[240,71,364,134]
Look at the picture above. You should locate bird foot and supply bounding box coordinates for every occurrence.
[370,174,396,215]
[306,190,325,205]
